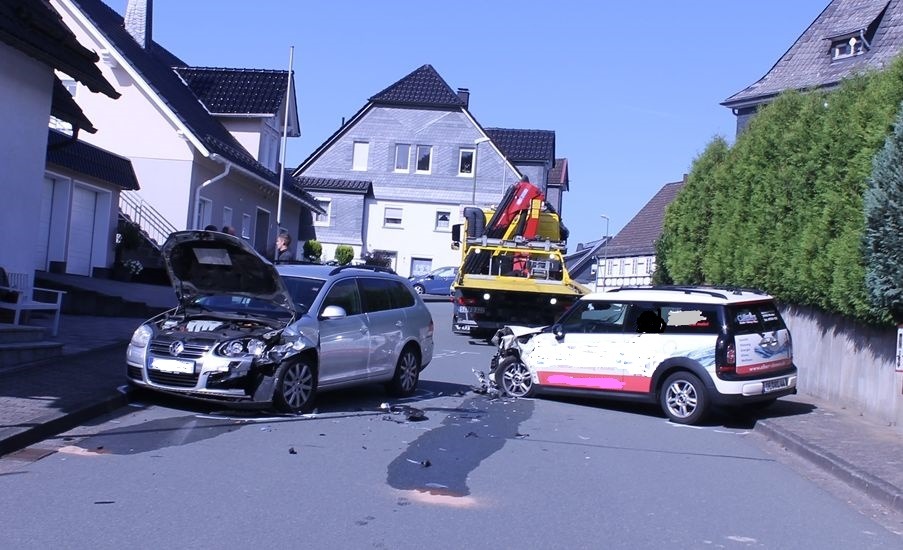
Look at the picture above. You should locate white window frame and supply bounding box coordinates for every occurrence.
[314,198,331,227]
[352,141,369,171]
[196,197,213,229]
[435,210,451,231]
[458,148,475,177]
[395,144,410,172]
[384,206,403,228]
[416,145,432,174]
[222,207,233,229]
[241,213,252,239]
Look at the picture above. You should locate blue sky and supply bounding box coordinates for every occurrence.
[105,0,829,247]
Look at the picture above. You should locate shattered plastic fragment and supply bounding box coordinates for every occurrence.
[289,447,297,454]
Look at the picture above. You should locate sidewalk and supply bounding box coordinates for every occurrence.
[0,312,901,514]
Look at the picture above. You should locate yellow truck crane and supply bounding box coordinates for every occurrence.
[451,179,590,337]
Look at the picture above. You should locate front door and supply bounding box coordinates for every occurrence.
[531,300,630,391]
[316,279,370,385]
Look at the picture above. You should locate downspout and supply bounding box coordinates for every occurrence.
[859,29,871,50]
[193,154,231,229]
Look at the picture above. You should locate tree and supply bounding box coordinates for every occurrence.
[334,245,354,265]
[864,104,903,322]
[303,239,322,263]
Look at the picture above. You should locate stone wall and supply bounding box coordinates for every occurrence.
[781,304,903,432]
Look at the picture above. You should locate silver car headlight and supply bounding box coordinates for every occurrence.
[130,325,153,348]
[219,338,268,358]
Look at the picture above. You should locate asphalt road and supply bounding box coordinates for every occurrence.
[0,302,900,548]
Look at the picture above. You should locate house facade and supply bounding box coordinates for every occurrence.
[50,0,320,266]
[594,179,685,291]
[293,65,564,277]
[723,0,903,135]
[0,0,119,283]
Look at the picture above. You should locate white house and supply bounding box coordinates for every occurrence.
[50,0,321,263]
[0,0,119,282]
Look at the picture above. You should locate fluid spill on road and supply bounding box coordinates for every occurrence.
[386,394,533,499]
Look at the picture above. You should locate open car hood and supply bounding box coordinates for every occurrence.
[162,230,293,310]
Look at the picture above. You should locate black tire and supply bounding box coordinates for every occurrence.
[273,359,317,413]
[413,284,425,295]
[660,371,708,424]
[387,346,420,396]
[494,356,535,398]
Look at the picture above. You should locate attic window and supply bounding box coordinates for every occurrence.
[831,35,866,60]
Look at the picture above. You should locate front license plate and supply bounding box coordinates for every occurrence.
[762,378,788,393]
[150,358,195,374]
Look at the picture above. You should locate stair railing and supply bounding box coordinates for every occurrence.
[119,191,178,249]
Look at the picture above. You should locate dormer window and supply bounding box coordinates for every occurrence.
[831,35,865,60]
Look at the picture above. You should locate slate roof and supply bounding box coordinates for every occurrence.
[70,0,316,208]
[369,64,465,108]
[174,67,294,116]
[485,128,555,163]
[52,77,96,133]
[724,0,903,107]
[602,179,685,258]
[564,237,609,284]
[293,175,372,195]
[548,158,569,191]
[0,0,118,99]
[46,129,139,190]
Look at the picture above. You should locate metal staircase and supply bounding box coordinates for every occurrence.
[118,190,178,249]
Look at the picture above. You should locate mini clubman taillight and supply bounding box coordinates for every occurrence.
[716,336,736,375]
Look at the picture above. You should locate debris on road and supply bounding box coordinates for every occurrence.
[289,447,297,454]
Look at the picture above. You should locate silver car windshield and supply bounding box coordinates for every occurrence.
[280,276,326,313]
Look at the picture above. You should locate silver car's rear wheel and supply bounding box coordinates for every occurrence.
[274,359,317,413]
[495,356,535,398]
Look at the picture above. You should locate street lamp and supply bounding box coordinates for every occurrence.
[597,214,610,292]
[473,137,491,205]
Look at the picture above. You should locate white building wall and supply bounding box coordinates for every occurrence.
[365,199,463,277]
[0,41,54,278]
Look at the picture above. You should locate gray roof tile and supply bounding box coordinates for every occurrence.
[603,179,685,258]
[293,175,372,194]
[174,67,292,115]
[0,0,118,99]
[724,0,903,107]
[46,129,139,190]
[369,64,465,107]
[485,128,555,163]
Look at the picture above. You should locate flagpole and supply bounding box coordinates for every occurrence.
[276,45,294,225]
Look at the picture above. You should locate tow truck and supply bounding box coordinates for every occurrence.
[450,178,590,337]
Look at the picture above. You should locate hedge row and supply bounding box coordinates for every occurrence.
[656,57,903,324]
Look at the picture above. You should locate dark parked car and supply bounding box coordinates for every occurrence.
[126,231,434,413]
[409,266,457,295]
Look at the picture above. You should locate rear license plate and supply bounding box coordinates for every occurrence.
[762,378,788,393]
[458,306,485,314]
[150,358,195,374]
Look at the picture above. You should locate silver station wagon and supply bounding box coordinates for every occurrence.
[126,231,434,413]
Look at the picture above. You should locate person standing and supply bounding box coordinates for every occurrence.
[275,232,293,262]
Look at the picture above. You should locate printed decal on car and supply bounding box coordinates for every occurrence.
[735,330,792,375]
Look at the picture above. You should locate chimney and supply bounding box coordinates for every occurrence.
[124,0,153,49]
[457,87,470,108]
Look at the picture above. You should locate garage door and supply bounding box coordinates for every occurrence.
[68,186,97,276]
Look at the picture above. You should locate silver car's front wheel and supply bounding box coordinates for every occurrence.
[495,356,535,398]
[274,359,317,413]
